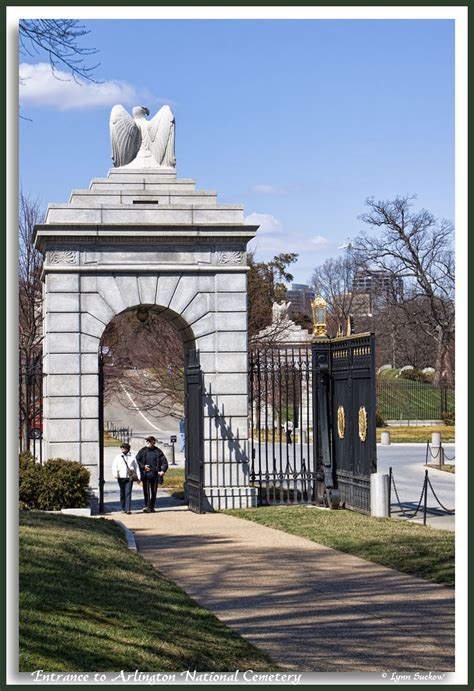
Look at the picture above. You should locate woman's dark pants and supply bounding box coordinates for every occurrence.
[117,477,133,512]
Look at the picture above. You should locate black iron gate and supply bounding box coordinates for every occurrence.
[313,334,376,512]
[184,350,205,513]
[249,334,376,512]
[249,346,315,504]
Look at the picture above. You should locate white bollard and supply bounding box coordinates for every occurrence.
[370,473,390,517]
[381,431,391,445]
[432,432,441,447]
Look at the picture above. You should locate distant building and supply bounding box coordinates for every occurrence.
[286,283,315,320]
[352,270,403,315]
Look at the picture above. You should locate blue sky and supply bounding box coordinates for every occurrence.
[19,17,455,283]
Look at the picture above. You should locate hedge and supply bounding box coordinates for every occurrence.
[19,454,90,511]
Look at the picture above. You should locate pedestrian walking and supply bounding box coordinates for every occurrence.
[135,436,169,513]
[112,442,140,514]
[286,421,293,445]
[179,417,186,452]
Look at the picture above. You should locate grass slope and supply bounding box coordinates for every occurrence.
[19,511,279,673]
[224,507,454,587]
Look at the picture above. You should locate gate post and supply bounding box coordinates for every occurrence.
[185,349,205,513]
[312,339,340,508]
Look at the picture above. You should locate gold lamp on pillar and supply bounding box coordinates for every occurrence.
[311,295,328,338]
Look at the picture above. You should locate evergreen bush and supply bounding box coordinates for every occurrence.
[441,411,455,426]
[19,457,90,511]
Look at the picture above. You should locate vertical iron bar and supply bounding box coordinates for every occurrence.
[249,350,255,483]
[307,347,312,501]
[299,348,304,500]
[98,352,104,514]
[263,350,271,503]
[257,350,262,500]
[278,350,283,504]
[271,348,279,504]
[291,348,297,503]
[285,348,289,476]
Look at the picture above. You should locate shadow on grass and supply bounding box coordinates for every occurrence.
[19,511,278,673]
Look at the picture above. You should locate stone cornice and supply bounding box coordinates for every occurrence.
[34,225,259,252]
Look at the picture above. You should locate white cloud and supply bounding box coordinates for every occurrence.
[244,212,282,233]
[19,63,147,110]
[310,235,330,247]
[247,226,334,282]
[251,183,291,195]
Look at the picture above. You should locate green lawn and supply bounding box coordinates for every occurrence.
[103,433,122,447]
[376,375,454,421]
[224,506,454,587]
[19,511,279,672]
[376,425,455,443]
[427,464,455,474]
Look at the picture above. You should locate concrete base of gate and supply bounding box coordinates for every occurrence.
[203,485,258,511]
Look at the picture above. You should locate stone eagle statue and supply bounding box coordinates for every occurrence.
[109,104,176,169]
[272,301,291,322]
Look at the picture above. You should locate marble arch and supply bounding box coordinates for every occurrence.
[34,166,259,510]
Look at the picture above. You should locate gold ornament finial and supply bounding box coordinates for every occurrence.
[346,315,352,336]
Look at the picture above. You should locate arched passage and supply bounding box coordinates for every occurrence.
[97,304,203,512]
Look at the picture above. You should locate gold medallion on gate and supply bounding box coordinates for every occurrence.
[358,405,368,442]
[337,405,345,439]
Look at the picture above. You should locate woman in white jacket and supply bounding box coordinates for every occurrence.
[111,442,140,514]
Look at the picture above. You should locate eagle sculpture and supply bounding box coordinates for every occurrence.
[109,104,176,169]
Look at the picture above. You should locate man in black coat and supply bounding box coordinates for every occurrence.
[135,436,168,513]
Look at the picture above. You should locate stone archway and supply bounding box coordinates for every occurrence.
[35,166,259,510]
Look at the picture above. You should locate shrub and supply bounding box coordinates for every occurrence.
[400,368,431,383]
[376,409,387,428]
[19,457,90,511]
[19,453,41,510]
[442,411,455,427]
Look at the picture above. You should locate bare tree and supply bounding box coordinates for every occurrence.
[19,19,99,82]
[19,192,44,359]
[101,311,185,420]
[354,195,454,386]
[310,252,363,337]
[19,193,44,449]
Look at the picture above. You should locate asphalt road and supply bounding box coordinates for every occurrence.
[377,443,455,530]
[105,396,180,447]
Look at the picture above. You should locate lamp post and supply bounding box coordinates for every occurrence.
[311,295,328,338]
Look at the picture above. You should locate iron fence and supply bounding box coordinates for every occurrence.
[376,379,454,421]
[249,346,314,505]
[104,421,133,444]
[19,354,43,463]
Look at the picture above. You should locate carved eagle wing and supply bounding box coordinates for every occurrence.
[148,105,176,168]
[109,105,141,167]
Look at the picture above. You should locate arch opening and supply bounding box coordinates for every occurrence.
[97,304,197,513]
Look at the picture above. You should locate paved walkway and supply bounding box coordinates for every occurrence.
[108,497,455,674]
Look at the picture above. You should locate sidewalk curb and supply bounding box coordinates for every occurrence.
[113,520,138,551]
